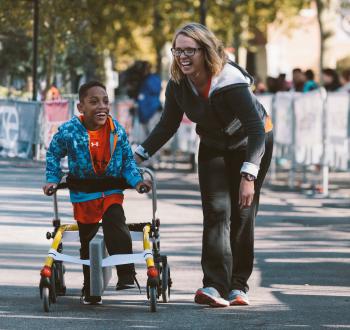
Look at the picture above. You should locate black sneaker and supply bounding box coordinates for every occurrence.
[80,286,102,305]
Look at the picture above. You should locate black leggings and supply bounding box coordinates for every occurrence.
[78,204,134,289]
[198,131,273,296]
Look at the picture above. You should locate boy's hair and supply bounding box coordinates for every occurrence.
[78,81,106,102]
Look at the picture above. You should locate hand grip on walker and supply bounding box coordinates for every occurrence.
[47,185,57,196]
[139,185,149,194]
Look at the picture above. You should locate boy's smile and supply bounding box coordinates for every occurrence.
[77,86,110,131]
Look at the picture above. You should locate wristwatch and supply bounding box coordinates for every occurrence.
[241,172,256,181]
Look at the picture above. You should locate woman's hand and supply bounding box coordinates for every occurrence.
[239,178,255,209]
[42,183,57,196]
[136,180,152,193]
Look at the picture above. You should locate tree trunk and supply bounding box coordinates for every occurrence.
[153,0,162,75]
[200,0,207,26]
[246,0,256,74]
[231,7,242,64]
[32,0,39,101]
[43,16,57,99]
[233,31,240,64]
[246,51,256,76]
[44,40,55,96]
[315,0,325,85]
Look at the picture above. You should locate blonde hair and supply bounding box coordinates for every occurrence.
[170,22,228,83]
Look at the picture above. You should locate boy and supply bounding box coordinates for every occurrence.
[43,81,151,305]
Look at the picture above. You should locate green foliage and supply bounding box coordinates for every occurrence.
[0,1,32,85]
[0,0,314,92]
[207,0,307,51]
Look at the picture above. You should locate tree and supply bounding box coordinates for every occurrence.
[2,0,315,94]
[0,1,34,87]
[146,0,196,75]
[207,0,307,78]
[200,0,208,25]
[314,0,335,84]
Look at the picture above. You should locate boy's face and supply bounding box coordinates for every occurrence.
[77,86,110,130]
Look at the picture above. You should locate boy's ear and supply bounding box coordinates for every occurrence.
[77,102,84,114]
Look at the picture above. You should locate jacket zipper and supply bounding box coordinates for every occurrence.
[81,117,119,199]
[104,117,118,170]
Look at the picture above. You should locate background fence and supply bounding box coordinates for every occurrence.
[0,99,41,158]
[256,90,350,194]
[0,90,349,193]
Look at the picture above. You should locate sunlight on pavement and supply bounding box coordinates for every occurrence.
[270,284,350,297]
[265,258,350,263]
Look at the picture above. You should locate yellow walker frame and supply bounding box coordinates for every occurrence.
[39,168,171,312]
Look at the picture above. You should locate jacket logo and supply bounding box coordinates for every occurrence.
[91,141,99,147]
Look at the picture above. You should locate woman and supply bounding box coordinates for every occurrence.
[134,23,273,307]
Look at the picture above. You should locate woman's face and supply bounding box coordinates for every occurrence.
[174,34,206,78]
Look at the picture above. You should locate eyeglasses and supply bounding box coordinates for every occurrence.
[171,47,202,57]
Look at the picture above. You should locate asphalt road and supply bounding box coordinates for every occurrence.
[0,158,349,329]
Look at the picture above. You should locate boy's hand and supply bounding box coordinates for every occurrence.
[136,180,152,194]
[43,183,57,196]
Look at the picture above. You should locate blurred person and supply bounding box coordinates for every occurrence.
[117,61,162,138]
[291,68,305,92]
[120,61,146,100]
[46,84,61,100]
[254,78,267,94]
[276,73,290,92]
[322,68,341,91]
[303,69,318,92]
[134,23,273,307]
[266,76,278,93]
[136,61,162,136]
[339,69,350,92]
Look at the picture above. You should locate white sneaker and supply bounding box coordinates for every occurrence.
[228,289,250,305]
[194,287,229,307]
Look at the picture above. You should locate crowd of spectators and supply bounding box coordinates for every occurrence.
[255,68,350,94]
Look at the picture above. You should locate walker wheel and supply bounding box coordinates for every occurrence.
[50,265,57,303]
[54,262,66,296]
[42,287,50,312]
[149,286,157,312]
[161,263,170,303]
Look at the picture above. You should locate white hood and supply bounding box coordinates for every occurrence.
[209,62,252,96]
[186,62,253,97]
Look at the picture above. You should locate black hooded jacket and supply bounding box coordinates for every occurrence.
[141,61,271,175]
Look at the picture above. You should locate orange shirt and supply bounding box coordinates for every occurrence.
[73,117,123,224]
[88,123,111,175]
[202,77,212,99]
[73,194,124,224]
[264,115,273,133]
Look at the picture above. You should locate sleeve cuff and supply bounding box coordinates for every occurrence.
[135,145,150,160]
[46,177,61,184]
[240,162,259,178]
[128,177,142,188]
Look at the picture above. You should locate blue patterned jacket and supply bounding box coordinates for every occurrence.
[46,116,142,203]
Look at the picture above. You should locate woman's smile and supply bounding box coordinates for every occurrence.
[175,34,205,78]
